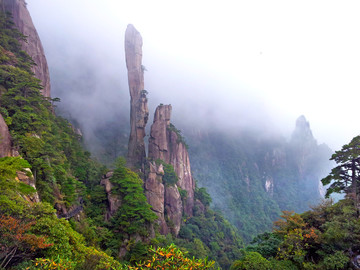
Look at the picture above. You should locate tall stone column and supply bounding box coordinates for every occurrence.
[125,24,149,171]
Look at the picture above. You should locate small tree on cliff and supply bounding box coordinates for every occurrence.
[321,135,360,214]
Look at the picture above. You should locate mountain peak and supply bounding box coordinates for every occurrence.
[291,115,314,143]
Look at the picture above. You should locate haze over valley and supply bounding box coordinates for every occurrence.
[28,0,360,151]
[2,1,360,269]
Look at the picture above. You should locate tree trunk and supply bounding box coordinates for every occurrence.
[352,159,359,217]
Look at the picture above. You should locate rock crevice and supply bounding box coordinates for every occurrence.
[146,105,195,235]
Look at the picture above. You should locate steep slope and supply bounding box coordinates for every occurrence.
[0,9,241,270]
[187,116,332,242]
[0,0,50,97]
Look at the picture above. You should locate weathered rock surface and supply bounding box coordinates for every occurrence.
[147,105,195,235]
[168,132,195,216]
[0,113,12,157]
[124,26,195,236]
[125,24,148,170]
[165,185,182,235]
[145,162,168,234]
[100,171,122,221]
[148,105,172,161]
[156,105,194,216]
[16,168,40,203]
[1,0,51,97]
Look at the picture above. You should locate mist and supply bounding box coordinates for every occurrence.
[27,0,360,154]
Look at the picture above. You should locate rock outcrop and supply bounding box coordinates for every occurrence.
[145,162,168,234]
[147,105,195,235]
[100,171,122,221]
[0,113,12,157]
[0,113,39,202]
[1,0,51,97]
[16,168,40,203]
[125,24,148,170]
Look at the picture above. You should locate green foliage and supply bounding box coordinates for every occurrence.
[176,207,243,269]
[242,199,359,269]
[129,243,216,269]
[155,159,178,186]
[321,135,360,201]
[0,157,34,216]
[178,187,188,200]
[195,186,212,207]
[187,128,332,242]
[231,251,271,270]
[0,8,105,210]
[245,232,282,259]
[0,11,126,269]
[167,123,189,149]
[0,156,31,179]
[0,12,34,72]
[108,158,157,250]
[320,251,349,270]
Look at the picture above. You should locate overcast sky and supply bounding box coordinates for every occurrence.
[27,0,360,150]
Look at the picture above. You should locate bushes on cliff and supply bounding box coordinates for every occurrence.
[0,12,34,72]
[0,9,104,209]
[155,159,178,186]
[100,158,157,259]
[167,123,188,149]
[110,158,157,237]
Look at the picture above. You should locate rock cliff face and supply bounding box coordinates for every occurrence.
[147,105,195,235]
[1,0,51,97]
[145,162,168,234]
[125,24,148,170]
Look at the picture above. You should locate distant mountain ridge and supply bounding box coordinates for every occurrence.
[187,115,333,241]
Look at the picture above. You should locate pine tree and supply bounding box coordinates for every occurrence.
[321,135,360,214]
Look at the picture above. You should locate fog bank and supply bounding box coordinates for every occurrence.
[28,0,360,151]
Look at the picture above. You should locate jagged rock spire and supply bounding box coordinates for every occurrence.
[125,24,149,170]
[291,115,315,143]
[1,0,51,97]
[146,105,195,235]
